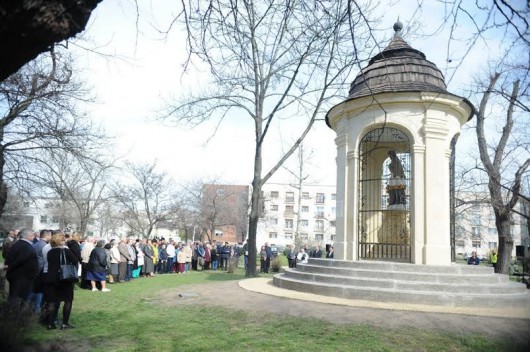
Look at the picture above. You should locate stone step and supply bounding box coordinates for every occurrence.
[273,260,530,308]
[282,270,527,294]
[309,258,495,274]
[273,274,530,308]
[296,264,509,284]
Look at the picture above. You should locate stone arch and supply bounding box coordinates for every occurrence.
[357,126,412,262]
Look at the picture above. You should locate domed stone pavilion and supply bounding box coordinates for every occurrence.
[326,21,475,265]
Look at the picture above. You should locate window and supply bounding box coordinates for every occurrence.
[300,219,308,227]
[270,191,279,198]
[269,232,278,239]
[40,215,48,223]
[316,193,325,204]
[471,214,481,226]
[285,192,295,203]
[488,228,496,235]
[270,204,278,211]
[315,233,324,241]
[270,218,278,225]
[488,242,497,249]
[331,207,336,218]
[471,226,480,237]
[299,233,308,241]
[302,192,310,199]
[51,216,59,223]
[472,240,481,248]
[315,206,324,218]
[285,219,294,229]
[330,235,336,241]
[331,194,336,200]
[456,240,465,247]
[285,205,294,213]
[23,201,30,208]
[315,220,324,231]
[284,233,293,240]
[301,206,309,213]
[44,202,51,209]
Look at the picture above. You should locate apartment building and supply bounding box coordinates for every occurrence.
[454,194,529,259]
[257,183,336,248]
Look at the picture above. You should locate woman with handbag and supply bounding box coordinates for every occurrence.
[44,233,79,330]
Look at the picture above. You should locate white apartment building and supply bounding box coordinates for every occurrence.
[256,185,529,259]
[257,183,337,248]
[455,195,529,259]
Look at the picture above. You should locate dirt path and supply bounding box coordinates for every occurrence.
[157,280,530,347]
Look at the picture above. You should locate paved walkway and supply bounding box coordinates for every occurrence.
[239,278,530,319]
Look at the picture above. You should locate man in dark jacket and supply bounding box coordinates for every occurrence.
[4,228,38,307]
[264,242,272,273]
[221,242,231,271]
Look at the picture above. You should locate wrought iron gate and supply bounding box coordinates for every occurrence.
[358,127,412,262]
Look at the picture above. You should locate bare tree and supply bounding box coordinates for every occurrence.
[0,0,104,81]
[114,161,176,239]
[200,183,249,244]
[165,0,377,276]
[0,48,105,219]
[472,62,530,274]
[416,0,530,85]
[32,149,118,236]
[94,202,125,239]
[281,143,314,246]
[0,189,30,231]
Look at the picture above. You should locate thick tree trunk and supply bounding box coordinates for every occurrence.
[0,0,103,81]
[246,139,263,277]
[0,144,6,219]
[495,214,513,274]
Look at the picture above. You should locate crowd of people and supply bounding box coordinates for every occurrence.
[263,242,335,271]
[1,228,251,331]
[2,227,337,331]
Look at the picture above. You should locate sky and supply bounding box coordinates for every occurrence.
[69,0,513,188]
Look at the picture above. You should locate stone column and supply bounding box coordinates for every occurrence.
[411,144,425,264]
[334,130,349,260]
[422,114,451,265]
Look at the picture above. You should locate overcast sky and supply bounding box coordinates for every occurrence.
[70,0,509,187]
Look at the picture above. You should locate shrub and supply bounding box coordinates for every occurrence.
[270,257,282,273]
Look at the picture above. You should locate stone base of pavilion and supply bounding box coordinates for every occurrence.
[271,259,530,314]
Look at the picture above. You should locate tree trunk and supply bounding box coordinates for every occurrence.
[247,183,260,277]
[495,214,513,274]
[0,144,7,219]
[246,140,263,277]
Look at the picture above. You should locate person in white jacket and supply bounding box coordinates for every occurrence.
[166,241,176,273]
[296,248,309,264]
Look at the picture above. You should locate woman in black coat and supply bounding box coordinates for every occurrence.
[44,233,79,330]
[66,233,83,263]
[87,240,110,292]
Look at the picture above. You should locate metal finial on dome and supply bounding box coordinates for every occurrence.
[393,19,403,37]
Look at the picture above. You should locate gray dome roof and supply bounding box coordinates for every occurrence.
[348,24,447,99]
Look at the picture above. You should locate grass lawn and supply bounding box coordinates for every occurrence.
[6,268,520,352]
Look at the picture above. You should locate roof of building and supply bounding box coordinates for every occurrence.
[326,21,474,127]
[348,21,448,99]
